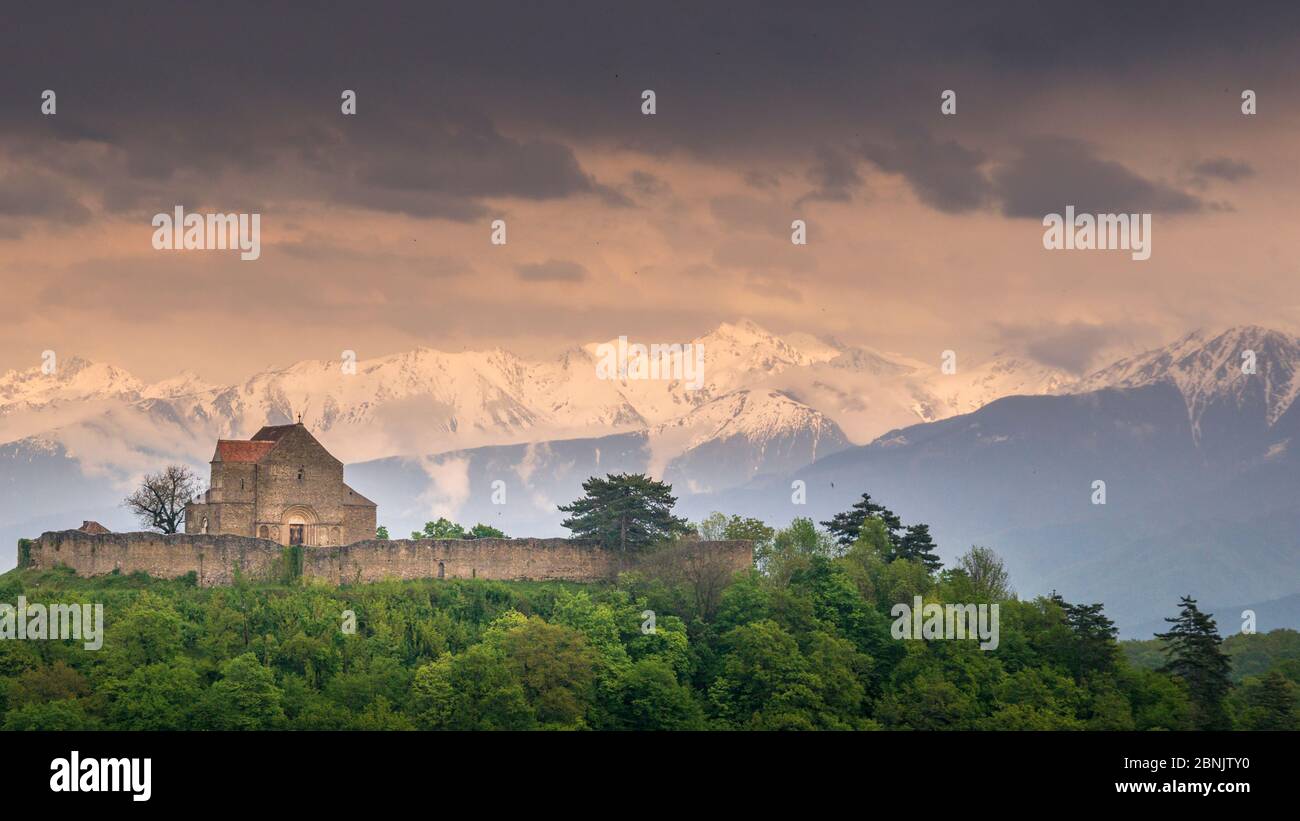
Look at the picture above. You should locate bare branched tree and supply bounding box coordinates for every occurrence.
[124,465,200,534]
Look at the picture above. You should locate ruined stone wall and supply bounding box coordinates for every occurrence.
[25,531,284,587]
[23,531,754,588]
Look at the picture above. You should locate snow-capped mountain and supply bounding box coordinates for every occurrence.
[0,319,1067,467]
[939,355,1078,416]
[652,388,851,492]
[1073,326,1300,438]
[0,356,143,414]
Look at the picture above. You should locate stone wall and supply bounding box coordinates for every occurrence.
[24,531,284,587]
[22,530,753,587]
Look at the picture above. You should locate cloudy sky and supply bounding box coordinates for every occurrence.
[2,1,1299,382]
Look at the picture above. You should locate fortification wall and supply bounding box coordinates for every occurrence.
[24,531,283,587]
[22,531,753,587]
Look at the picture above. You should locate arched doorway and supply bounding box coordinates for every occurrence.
[281,505,319,546]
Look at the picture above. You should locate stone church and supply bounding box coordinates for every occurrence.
[185,422,376,547]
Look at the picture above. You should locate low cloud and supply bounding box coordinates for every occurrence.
[995,320,1152,374]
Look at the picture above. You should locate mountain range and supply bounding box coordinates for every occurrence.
[2,322,1296,636]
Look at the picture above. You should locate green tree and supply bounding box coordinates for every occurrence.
[558,473,690,552]
[896,523,942,571]
[104,659,202,730]
[821,492,903,548]
[1064,600,1119,680]
[411,517,467,540]
[411,645,535,730]
[694,512,729,541]
[497,616,598,729]
[762,517,835,576]
[465,523,507,539]
[954,545,1013,601]
[1242,670,1298,730]
[199,652,286,730]
[106,592,185,670]
[724,516,774,549]
[611,657,705,730]
[3,699,97,730]
[1157,596,1233,730]
[6,661,89,707]
[375,525,389,540]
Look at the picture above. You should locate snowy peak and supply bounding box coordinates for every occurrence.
[1077,326,1300,431]
[0,356,144,413]
[693,319,822,372]
[939,355,1077,415]
[141,370,216,400]
[654,388,843,449]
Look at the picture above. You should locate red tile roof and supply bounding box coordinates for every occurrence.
[214,440,277,462]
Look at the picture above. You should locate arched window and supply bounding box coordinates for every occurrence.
[437,561,445,579]
[258,525,269,539]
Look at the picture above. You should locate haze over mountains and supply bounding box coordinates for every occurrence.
[3,322,1297,635]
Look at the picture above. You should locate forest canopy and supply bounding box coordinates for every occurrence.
[2,488,1296,731]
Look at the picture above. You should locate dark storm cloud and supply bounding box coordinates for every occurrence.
[797,147,864,204]
[0,105,615,224]
[0,1,1295,228]
[993,137,1203,218]
[4,2,1298,156]
[517,260,589,282]
[861,129,990,213]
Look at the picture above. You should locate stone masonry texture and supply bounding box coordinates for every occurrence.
[23,531,754,587]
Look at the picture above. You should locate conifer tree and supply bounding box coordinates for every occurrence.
[821,492,903,548]
[1063,601,1119,680]
[1156,596,1233,730]
[895,523,942,571]
[558,473,690,552]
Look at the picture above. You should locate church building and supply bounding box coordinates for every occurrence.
[184,422,376,547]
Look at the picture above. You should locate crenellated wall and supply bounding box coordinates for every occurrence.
[22,531,753,587]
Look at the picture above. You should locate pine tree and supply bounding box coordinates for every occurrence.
[1156,596,1233,730]
[1063,601,1119,680]
[558,473,691,552]
[895,523,942,571]
[821,492,903,548]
